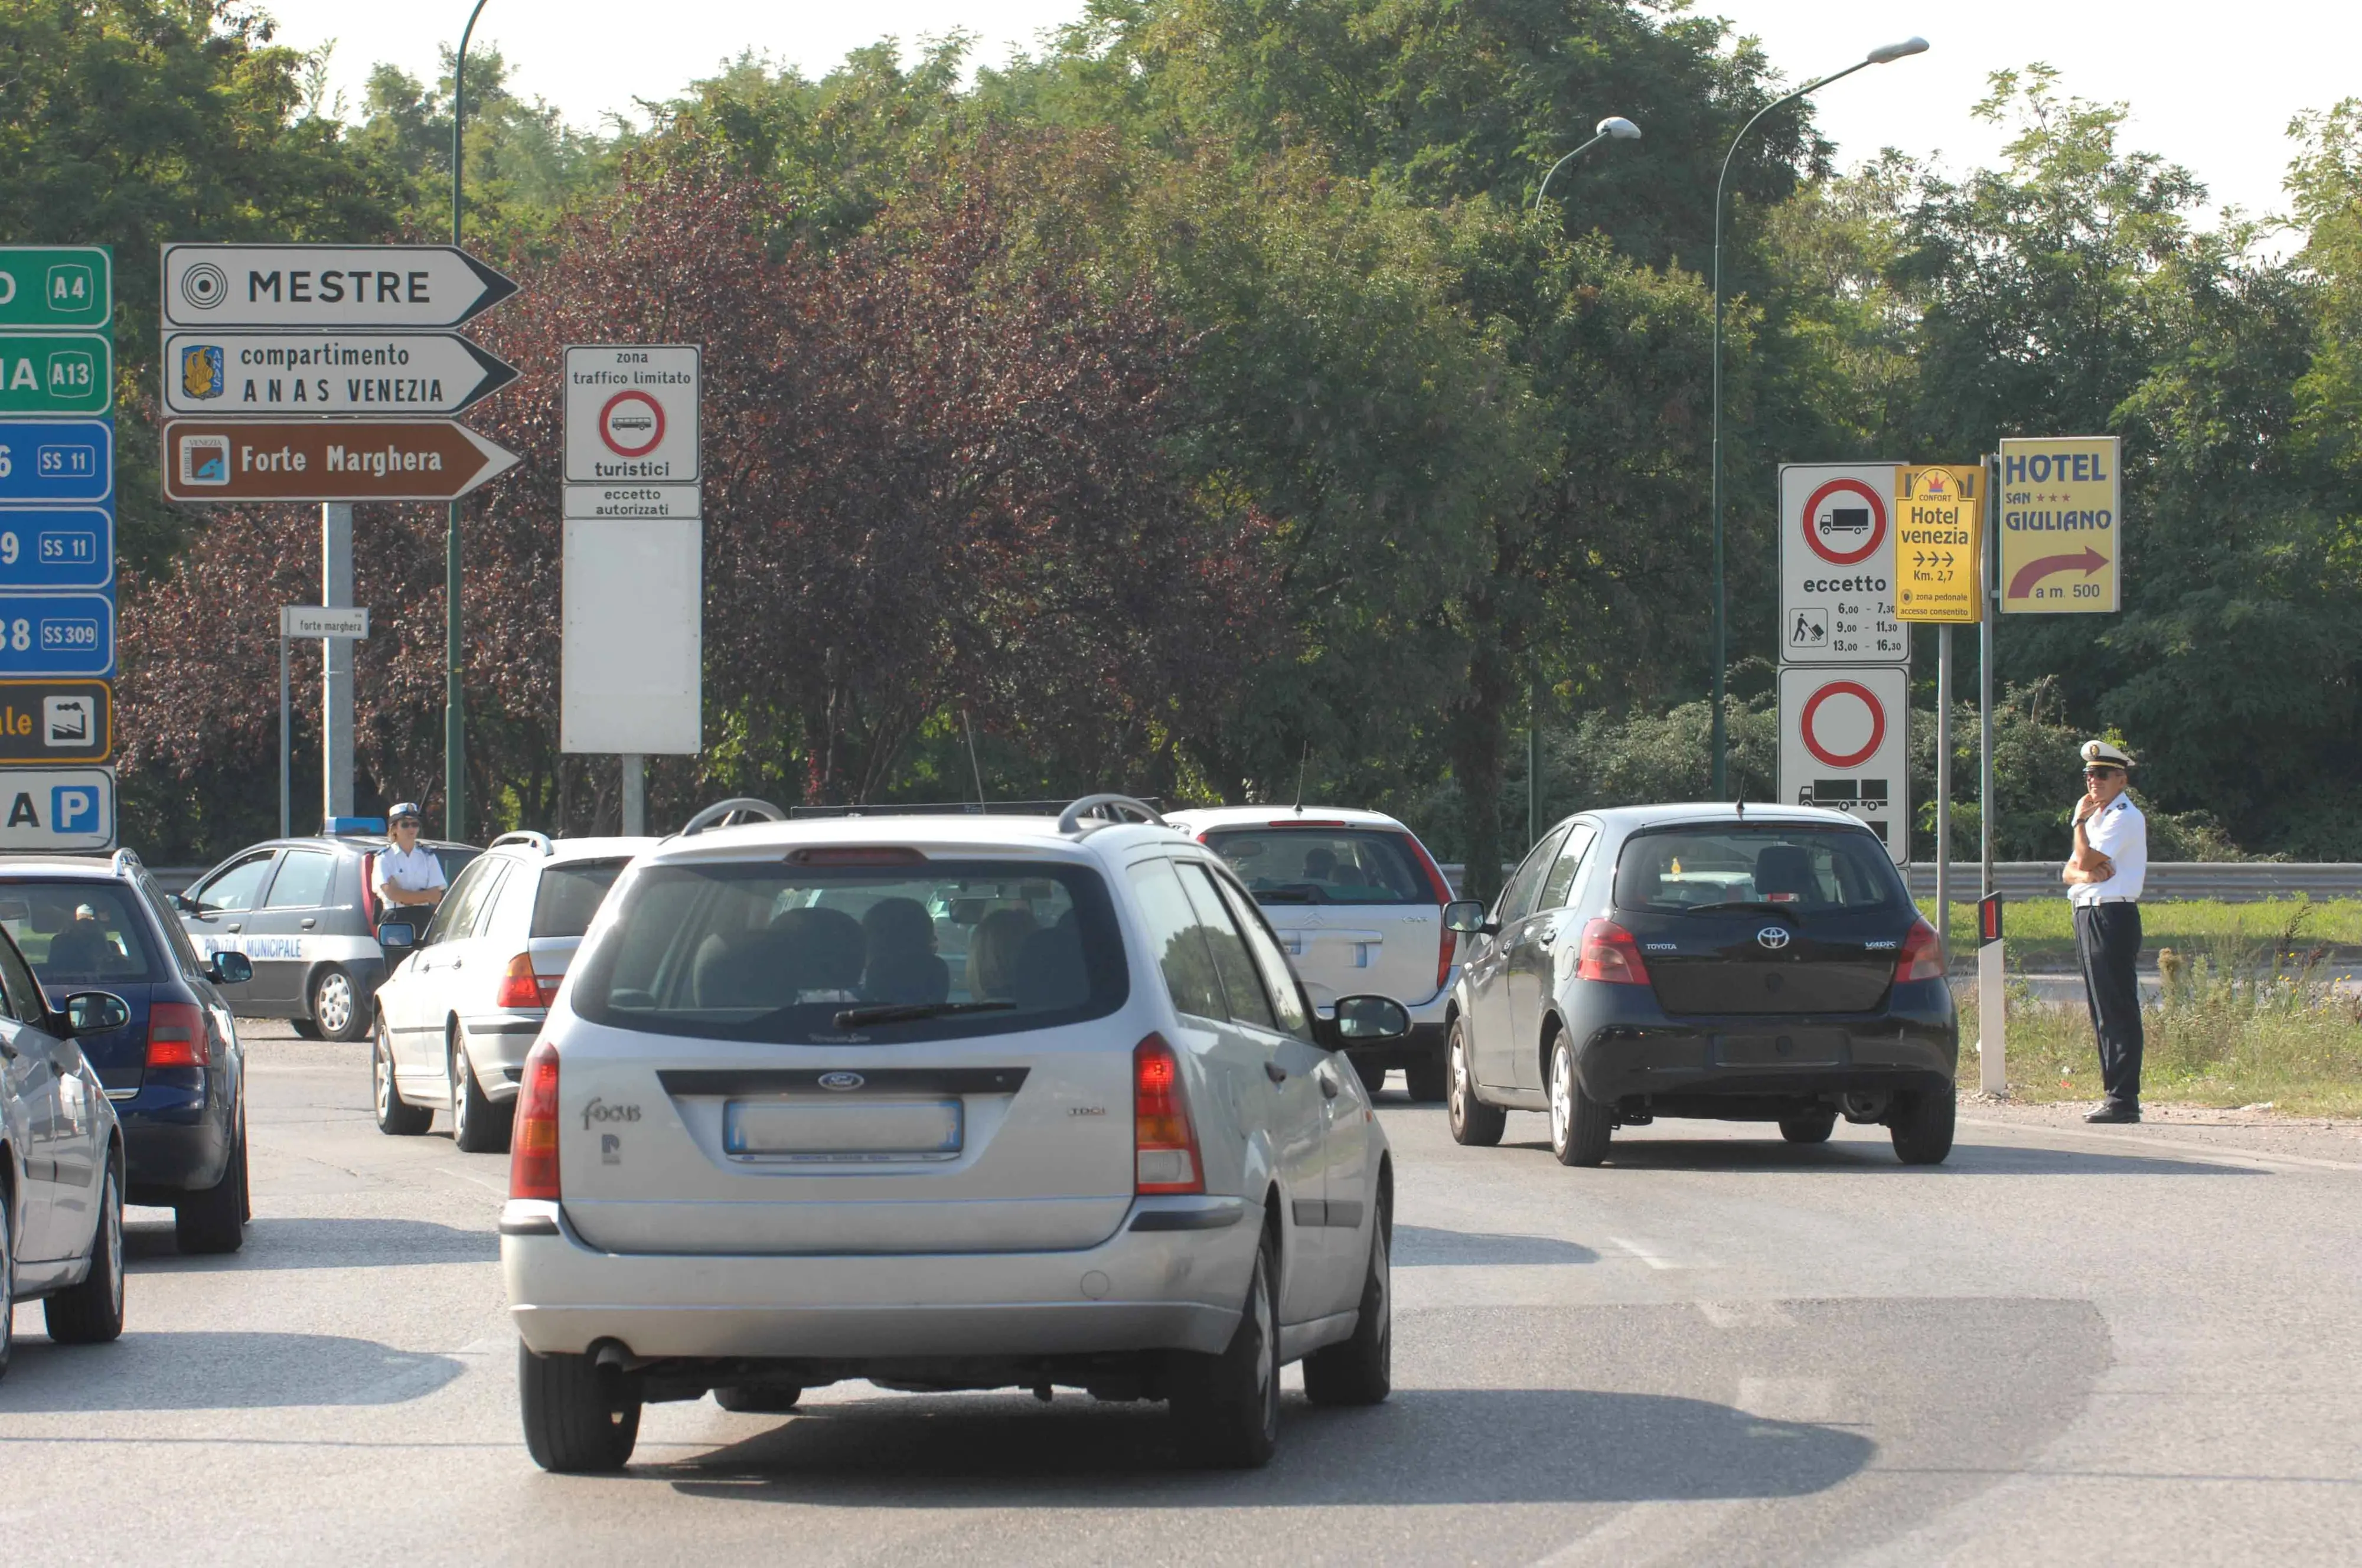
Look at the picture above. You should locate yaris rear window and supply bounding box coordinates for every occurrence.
[569,858,1128,1043]
[1613,827,1907,914]
[1200,828,1433,906]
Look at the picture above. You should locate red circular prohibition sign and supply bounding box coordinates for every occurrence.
[1799,680,1886,770]
[1800,477,1886,566]
[598,390,666,458]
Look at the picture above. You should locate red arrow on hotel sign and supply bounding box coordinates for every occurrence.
[2007,544,2109,600]
[161,419,520,502]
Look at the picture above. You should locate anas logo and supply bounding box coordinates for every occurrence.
[1756,926,1792,950]
[817,1071,864,1092]
[580,1097,641,1129]
[180,344,224,400]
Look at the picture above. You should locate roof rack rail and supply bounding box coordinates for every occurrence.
[677,797,788,838]
[488,831,553,857]
[786,798,1165,820]
[110,848,145,877]
[1056,794,1170,835]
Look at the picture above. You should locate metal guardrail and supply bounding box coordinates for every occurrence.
[1441,862,2362,903]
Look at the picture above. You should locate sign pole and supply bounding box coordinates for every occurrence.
[621,754,645,835]
[279,633,290,840]
[1978,453,2005,1095]
[446,502,464,843]
[323,503,354,827]
[1935,623,1952,951]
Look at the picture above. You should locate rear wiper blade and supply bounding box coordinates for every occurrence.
[833,1000,1017,1027]
[1681,900,1800,913]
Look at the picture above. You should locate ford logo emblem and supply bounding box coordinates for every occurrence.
[1756,926,1792,950]
[817,1071,865,1092]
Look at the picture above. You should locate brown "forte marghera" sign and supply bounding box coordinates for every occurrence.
[159,418,519,502]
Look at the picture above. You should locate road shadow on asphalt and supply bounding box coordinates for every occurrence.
[120,1214,500,1271]
[0,1331,464,1412]
[654,1386,1872,1506]
[1393,1224,1598,1266]
[1499,1136,2263,1178]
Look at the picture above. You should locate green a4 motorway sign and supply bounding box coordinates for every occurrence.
[0,246,111,329]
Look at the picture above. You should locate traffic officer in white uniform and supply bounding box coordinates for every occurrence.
[373,802,448,913]
[2062,740,2147,1123]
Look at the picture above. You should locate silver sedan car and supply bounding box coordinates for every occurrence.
[500,796,1408,1471]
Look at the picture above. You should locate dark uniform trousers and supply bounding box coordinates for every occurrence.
[2074,901,2144,1108]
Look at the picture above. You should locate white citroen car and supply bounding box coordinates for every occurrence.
[500,796,1407,1472]
[1166,805,1462,1102]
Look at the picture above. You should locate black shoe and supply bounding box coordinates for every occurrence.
[2084,1103,2141,1124]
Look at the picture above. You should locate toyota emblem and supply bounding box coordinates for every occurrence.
[817,1071,866,1092]
[1756,927,1792,950]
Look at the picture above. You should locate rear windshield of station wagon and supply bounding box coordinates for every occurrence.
[569,858,1129,1043]
[1200,828,1434,906]
[1613,827,1908,915]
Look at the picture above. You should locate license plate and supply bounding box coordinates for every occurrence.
[723,1098,963,1163]
[1712,1030,1847,1068]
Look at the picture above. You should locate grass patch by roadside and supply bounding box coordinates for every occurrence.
[1960,931,2362,1116]
[1919,896,2362,966]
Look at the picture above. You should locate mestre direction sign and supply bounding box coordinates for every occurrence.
[161,244,517,330]
[161,419,520,503]
[1998,436,2120,614]
[162,330,518,417]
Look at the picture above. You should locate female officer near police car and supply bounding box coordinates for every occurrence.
[2063,740,2147,1123]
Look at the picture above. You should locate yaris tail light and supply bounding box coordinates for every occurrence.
[1896,919,1947,982]
[1133,1033,1204,1194]
[1575,918,1651,985]
[509,1038,562,1200]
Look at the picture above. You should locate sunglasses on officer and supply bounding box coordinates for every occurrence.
[2083,766,2123,781]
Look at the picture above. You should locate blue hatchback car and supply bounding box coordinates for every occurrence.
[0,851,253,1252]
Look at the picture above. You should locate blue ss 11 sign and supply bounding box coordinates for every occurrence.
[0,592,114,677]
[0,506,111,589]
[0,417,111,504]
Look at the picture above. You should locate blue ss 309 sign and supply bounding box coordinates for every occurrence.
[0,417,112,504]
[0,592,115,677]
[0,506,112,589]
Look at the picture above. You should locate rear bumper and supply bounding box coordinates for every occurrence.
[501,1194,1263,1361]
[1570,978,1958,1115]
[118,1089,231,1198]
[461,1011,546,1100]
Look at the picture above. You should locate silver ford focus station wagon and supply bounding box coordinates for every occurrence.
[501,796,1409,1472]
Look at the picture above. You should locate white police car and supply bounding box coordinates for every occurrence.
[175,829,477,1039]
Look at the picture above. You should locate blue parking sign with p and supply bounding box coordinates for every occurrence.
[51,781,99,833]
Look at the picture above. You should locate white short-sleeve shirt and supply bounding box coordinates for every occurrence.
[2070,795,2146,905]
[374,844,448,900]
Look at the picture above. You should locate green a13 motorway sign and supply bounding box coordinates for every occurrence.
[0,247,111,330]
[0,333,112,414]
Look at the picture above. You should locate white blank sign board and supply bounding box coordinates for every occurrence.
[561,517,701,754]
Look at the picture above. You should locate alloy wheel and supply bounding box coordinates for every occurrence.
[102,1173,123,1318]
[451,1040,471,1138]
[1450,1035,1470,1125]
[374,1037,395,1120]
[315,972,354,1037]
[1550,1044,1573,1152]
[1250,1250,1278,1438]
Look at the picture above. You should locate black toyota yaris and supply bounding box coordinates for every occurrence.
[1441,805,1957,1167]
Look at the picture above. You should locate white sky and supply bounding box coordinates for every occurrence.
[260,0,2360,228]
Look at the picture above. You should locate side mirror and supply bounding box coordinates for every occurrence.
[1329,993,1411,1046]
[63,991,132,1035]
[377,921,416,950]
[206,950,254,986]
[1443,899,1491,935]
[170,891,194,912]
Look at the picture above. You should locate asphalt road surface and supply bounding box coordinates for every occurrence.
[6,1024,2360,1566]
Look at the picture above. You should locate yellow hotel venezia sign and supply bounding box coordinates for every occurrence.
[1894,463,1983,624]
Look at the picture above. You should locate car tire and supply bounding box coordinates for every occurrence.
[449,1033,512,1154]
[1549,1037,1614,1167]
[1404,1053,1448,1104]
[1446,1018,1505,1148]
[1890,1087,1956,1165]
[289,1017,324,1040]
[1780,1109,1837,1144]
[374,1020,432,1136]
[1349,1055,1388,1095]
[309,966,370,1043]
[48,1163,125,1343]
[1169,1225,1280,1468]
[175,1121,247,1255]
[519,1343,641,1473]
[0,1191,14,1379]
[1303,1194,1391,1407]
[714,1384,804,1413]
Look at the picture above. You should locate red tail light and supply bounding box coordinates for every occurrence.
[1435,928,1458,994]
[1133,1033,1203,1194]
[1575,918,1651,986]
[1896,919,1947,982]
[508,1038,562,1200]
[1399,831,1459,995]
[145,1001,208,1067]
[493,951,562,1010]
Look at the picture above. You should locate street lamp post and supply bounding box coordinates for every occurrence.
[446,0,490,843]
[1708,37,1927,799]
[1528,115,1640,848]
